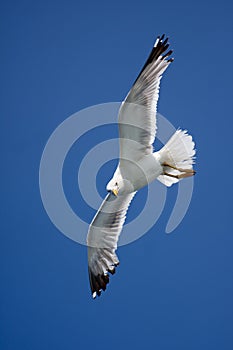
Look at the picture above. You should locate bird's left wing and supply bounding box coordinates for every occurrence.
[118,35,173,162]
[87,192,136,298]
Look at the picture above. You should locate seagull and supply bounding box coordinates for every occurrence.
[87,34,196,298]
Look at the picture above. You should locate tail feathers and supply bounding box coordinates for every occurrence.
[157,129,196,187]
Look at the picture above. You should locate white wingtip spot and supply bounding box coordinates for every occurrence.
[92,292,97,299]
[154,37,159,47]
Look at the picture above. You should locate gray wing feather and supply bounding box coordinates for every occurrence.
[119,35,173,162]
[87,192,136,298]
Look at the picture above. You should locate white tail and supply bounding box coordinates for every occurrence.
[157,129,196,187]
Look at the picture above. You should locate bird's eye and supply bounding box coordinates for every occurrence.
[115,182,118,186]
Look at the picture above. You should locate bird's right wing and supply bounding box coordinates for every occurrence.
[87,192,136,298]
[118,35,173,162]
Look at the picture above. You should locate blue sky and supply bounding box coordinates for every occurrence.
[1,0,233,349]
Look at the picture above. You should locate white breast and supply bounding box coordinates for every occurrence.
[119,154,163,192]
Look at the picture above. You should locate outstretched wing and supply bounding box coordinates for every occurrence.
[87,192,136,298]
[119,34,173,162]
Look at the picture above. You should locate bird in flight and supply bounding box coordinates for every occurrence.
[87,34,196,298]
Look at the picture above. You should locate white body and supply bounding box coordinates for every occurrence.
[112,153,162,194]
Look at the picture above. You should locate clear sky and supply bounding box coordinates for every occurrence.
[1,0,233,349]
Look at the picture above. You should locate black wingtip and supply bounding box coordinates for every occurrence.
[160,34,165,41]
[130,32,175,91]
[89,264,119,299]
[162,49,173,60]
[163,37,169,46]
[108,267,116,275]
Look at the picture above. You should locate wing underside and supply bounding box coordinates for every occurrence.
[87,192,136,298]
[119,35,173,162]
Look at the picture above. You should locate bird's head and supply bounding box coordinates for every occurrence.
[106,177,134,196]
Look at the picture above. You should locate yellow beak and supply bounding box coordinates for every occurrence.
[112,188,118,196]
